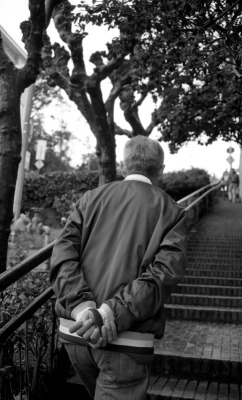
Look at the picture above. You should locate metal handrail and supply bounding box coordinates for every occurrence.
[0,241,56,293]
[0,180,222,341]
[0,287,54,342]
[177,180,221,205]
[184,182,222,211]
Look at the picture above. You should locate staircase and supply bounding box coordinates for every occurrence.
[148,199,242,399]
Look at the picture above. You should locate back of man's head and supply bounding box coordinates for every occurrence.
[122,135,164,179]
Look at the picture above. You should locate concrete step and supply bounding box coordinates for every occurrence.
[186,269,242,278]
[182,276,242,287]
[175,284,242,296]
[165,304,242,322]
[170,294,242,308]
[148,376,242,399]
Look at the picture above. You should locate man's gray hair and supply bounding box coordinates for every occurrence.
[123,135,164,177]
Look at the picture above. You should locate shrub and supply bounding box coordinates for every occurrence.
[161,168,211,200]
[22,168,211,221]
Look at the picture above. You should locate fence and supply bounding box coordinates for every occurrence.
[0,180,222,400]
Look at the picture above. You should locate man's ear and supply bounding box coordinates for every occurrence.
[154,165,165,185]
[120,161,127,177]
[158,164,165,180]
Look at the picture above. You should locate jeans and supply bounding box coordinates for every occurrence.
[64,344,150,400]
[230,183,239,203]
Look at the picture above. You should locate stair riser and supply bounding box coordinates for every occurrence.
[186,269,242,278]
[175,286,242,296]
[148,378,242,400]
[165,307,242,323]
[187,263,242,270]
[151,355,242,383]
[182,277,242,286]
[170,295,242,308]
[187,257,242,263]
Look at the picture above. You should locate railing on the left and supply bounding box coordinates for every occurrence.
[0,241,58,400]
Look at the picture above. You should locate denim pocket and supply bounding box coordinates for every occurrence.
[104,351,147,385]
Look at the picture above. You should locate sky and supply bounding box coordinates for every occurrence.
[0,0,241,178]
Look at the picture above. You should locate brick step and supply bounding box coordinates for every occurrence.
[165,304,242,322]
[186,268,242,278]
[153,320,242,380]
[170,294,242,308]
[187,241,242,247]
[148,376,242,399]
[187,240,242,245]
[151,354,242,383]
[187,241,242,246]
[188,234,242,239]
[187,256,241,263]
[187,263,242,271]
[187,252,242,259]
[182,276,242,286]
[175,284,242,296]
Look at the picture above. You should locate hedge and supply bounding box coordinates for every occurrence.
[22,168,210,223]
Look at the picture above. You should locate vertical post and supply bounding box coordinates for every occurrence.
[13,122,29,219]
[239,146,242,201]
[13,85,34,219]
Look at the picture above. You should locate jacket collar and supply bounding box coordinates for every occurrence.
[124,174,152,185]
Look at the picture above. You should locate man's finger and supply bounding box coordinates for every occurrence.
[69,318,93,335]
[101,325,108,347]
[82,324,97,340]
[69,319,84,333]
[77,320,95,336]
[89,327,101,343]
[111,320,117,341]
[90,337,103,349]
[104,319,117,342]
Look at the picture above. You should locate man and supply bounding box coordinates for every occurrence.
[50,136,187,400]
[228,169,240,203]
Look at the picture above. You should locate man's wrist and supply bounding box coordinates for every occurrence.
[98,303,114,322]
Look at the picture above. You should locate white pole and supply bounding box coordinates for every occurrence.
[239,146,242,201]
[13,85,34,219]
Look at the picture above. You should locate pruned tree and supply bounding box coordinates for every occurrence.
[40,0,242,167]
[1,0,242,272]
[0,0,46,272]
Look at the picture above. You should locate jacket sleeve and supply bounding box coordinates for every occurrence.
[50,197,96,319]
[105,207,187,332]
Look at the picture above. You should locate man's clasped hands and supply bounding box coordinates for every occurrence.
[69,305,118,349]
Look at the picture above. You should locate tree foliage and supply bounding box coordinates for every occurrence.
[39,0,242,164]
[1,0,242,271]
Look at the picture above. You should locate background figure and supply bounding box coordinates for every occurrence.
[221,169,229,198]
[228,169,240,203]
[50,136,187,400]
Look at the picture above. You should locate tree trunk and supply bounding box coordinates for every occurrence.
[94,127,117,186]
[0,65,22,273]
[96,138,117,186]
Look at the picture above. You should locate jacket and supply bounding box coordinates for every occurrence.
[50,176,187,356]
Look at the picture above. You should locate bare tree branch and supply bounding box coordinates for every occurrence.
[114,123,133,138]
